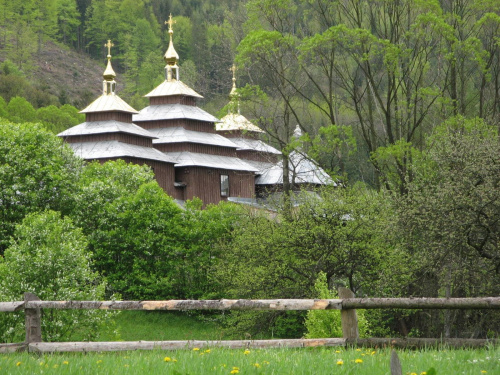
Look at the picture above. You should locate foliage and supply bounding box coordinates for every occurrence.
[0,121,82,254]
[304,272,368,339]
[70,161,245,300]
[215,186,407,336]
[0,210,112,342]
[6,96,36,123]
[397,116,500,337]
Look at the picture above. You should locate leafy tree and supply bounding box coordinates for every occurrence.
[0,211,112,342]
[56,0,81,46]
[6,96,36,123]
[0,121,82,254]
[36,104,78,133]
[215,186,406,336]
[397,116,500,337]
[0,96,7,118]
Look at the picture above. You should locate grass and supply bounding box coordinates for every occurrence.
[3,312,498,373]
[95,311,224,341]
[1,346,498,374]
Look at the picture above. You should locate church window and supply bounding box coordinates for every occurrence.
[220,175,229,197]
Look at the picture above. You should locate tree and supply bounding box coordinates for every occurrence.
[36,104,78,133]
[215,185,406,336]
[0,211,112,342]
[0,121,82,254]
[56,0,81,47]
[6,96,36,123]
[397,116,500,337]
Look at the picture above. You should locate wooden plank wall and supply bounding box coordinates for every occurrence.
[176,167,255,205]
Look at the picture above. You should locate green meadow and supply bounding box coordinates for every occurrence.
[1,312,498,374]
[1,346,498,375]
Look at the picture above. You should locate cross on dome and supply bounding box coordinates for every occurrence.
[165,13,176,33]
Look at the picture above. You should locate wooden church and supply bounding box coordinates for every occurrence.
[59,16,331,206]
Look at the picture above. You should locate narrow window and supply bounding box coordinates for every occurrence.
[220,174,229,197]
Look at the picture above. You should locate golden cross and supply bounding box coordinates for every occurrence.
[230,64,237,80]
[104,40,114,56]
[165,14,176,31]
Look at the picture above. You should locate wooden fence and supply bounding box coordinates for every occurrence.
[1,289,499,353]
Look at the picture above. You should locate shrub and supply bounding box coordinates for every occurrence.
[304,272,369,338]
[0,211,114,342]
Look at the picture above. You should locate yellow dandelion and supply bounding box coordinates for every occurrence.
[263,361,270,365]
[356,348,362,352]
[16,362,21,366]
[244,349,250,355]
[411,373,418,375]
[337,360,344,365]
[97,360,103,364]
[254,363,261,368]
[355,359,363,363]
[232,367,240,370]
[200,353,205,356]
[63,361,69,365]
[371,351,376,355]
[420,372,427,375]
[362,353,366,356]
[53,364,59,369]
[205,349,211,353]
[164,357,172,362]
[173,359,178,363]
[335,350,341,353]
[230,371,239,374]
[193,347,200,351]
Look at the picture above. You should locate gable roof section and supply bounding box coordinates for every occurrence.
[167,151,258,172]
[80,95,138,114]
[257,151,335,186]
[145,80,203,98]
[148,127,238,148]
[230,138,281,154]
[217,113,264,132]
[68,141,177,164]
[58,120,156,139]
[133,104,218,123]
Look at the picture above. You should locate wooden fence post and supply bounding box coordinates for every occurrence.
[24,293,42,344]
[390,350,402,375]
[338,287,359,340]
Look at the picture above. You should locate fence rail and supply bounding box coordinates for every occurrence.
[3,297,500,312]
[0,292,498,353]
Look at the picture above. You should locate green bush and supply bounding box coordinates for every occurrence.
[304,272,369,338]
[0,211,114,342]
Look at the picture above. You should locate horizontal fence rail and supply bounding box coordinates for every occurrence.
[1,293,499,353]
[3,297,500,312]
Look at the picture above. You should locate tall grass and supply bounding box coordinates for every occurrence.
[95,311,224,341]
[1,346,498,374]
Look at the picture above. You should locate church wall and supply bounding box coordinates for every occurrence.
[155,142,237,157]
[65,133,152,147]
[96,157,176,198]
[175,167,255,206]
[135,119,216,133]
[86,112,133,123]
[237,150,279,163]
[150,96,196,106]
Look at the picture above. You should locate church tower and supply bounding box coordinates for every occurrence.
[58,40,177,194]
[133,15,257,205]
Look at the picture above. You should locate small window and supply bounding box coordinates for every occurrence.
[220,174,229,197]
